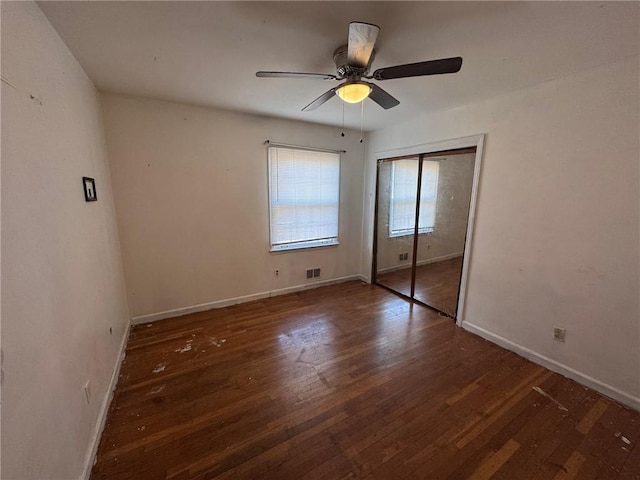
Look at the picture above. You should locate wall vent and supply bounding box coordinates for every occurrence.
[306,268,321,279]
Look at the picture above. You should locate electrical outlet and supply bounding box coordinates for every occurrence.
[274,269,280,278]
[84,380,92,404]
[313,268,321,278]
[553,326,566,342]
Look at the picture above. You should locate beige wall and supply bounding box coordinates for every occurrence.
[364,56,640,408]
[1,2,130,479]
[101,93,365,320]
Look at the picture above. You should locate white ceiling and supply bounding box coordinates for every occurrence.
[38,1,638,131]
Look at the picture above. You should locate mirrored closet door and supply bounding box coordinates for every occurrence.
[373,148,476,318]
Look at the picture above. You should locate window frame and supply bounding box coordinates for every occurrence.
[267,145,341,252]
[388,159,439,238]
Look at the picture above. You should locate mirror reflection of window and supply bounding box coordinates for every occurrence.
[389,160,439,237]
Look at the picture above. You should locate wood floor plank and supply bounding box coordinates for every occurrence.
[618,434,640,479]
[468,438,521,480]
[446,380,481,406]
[90,281,640,480]
[591,403,640,479]
[490,377,596,480]
[553,450,586,480]
[411,374,560,480]
[576,398,610,435]
[452,369,552,449]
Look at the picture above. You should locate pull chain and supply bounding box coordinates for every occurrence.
[359,101,364,143]
[341,101,345,137]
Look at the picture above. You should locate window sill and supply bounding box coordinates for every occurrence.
[270,241,339,253]
[388,230,434,239]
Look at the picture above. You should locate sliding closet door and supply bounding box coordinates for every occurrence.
[412,153,476,316]
[374,148,477,319]
[374,158,419,298]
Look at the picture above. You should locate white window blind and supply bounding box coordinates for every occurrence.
[268,146,340,251]
[389,159,439,237]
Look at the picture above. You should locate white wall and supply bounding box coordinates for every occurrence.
[1,3,130,479]
[101,93,366,320]
[363,57,640,408]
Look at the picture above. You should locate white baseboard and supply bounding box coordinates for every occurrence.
[81,320,131,480]
[417,252,463,267]
[462,321,640,411]
[377,252,463,274]
[131,275,362,325]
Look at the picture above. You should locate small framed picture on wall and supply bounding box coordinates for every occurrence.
[83,177,97,202]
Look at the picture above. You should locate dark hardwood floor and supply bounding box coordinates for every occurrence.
[91,281,640,479]
[376,257,464,315]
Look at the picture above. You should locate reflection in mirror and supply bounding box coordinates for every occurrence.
[374,158,417,298]
[374,150,476,318]
[413,153,475,315]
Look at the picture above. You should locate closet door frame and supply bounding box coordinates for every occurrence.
[372,134,485,326]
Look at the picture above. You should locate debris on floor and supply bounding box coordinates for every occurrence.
[532,386,568,411]
[152,363,166,373]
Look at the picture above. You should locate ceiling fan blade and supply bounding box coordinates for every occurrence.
[347,22,380,68]
[366,82,400,109]
[256,71,337,80]
[302,87,338,111]
[372,57,463,80]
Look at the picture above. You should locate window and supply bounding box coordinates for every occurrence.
[389,159,439,237]
[268,146,340,251]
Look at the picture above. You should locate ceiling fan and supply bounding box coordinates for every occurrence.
[256,22,463,112]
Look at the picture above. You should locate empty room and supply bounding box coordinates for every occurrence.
[2,1,639,479]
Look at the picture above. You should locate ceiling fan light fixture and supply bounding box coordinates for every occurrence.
[336,82,372,104]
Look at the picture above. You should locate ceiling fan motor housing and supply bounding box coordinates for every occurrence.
[333,45,374,79]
